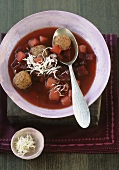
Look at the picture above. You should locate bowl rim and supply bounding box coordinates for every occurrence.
[0,10,111,118]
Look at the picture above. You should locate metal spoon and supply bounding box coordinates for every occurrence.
[52,28,90,128]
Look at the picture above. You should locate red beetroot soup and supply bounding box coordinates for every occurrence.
[8,27,96,109]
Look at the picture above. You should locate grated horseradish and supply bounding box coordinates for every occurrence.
[23,51,61,77]
[14,134,36,156]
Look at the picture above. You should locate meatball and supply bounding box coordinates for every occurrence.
[30,45,49,57]
[54,35,71,50]
[13,71,32,89]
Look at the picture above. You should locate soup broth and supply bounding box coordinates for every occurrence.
[8,27,96,109]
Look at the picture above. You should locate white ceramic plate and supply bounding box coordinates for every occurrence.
[0,10,111,118]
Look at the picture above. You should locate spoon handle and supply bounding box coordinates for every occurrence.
[69,65,90,128]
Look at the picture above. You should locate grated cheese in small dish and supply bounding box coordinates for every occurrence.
[14,134,36,156]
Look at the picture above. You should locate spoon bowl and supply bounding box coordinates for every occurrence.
[52,28,79,65]
[53,28,90,128]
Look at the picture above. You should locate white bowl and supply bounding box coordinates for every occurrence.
[0,10,111,118]
[11,128,44,160]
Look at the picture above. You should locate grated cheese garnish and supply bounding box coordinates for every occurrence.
[53,83,69,96]
[14,134,36,156]
[23,52,61,77]
[23,48,70,95]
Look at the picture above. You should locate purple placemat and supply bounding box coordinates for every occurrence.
[0,34,119,153]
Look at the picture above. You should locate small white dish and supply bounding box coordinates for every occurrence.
[11,128,44,160]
